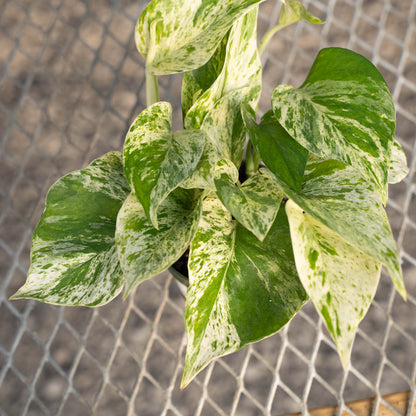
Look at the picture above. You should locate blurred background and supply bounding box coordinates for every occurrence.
[0,0,415,415]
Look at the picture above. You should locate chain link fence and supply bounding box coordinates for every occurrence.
[0,0,415,415]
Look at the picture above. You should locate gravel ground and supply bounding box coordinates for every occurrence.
[0,0,415,415]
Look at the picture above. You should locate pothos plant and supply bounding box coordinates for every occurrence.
[11,0,409,388]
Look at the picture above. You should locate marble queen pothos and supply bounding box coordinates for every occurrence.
[11,0,409,388]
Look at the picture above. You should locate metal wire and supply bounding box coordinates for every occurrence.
[0,0,415,415]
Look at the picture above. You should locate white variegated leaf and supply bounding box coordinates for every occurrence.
[181,9,262,189]
[269,159,406,299]
[185,7,261,130]
[215,169,283,241]
[181,95,244,190]
[116,188,202,296]
[389,140,409,184]
[286,200,381,367]
[272,47,396,204]
[182,195,307,387]
[11,152,130,307]
[123,102,205,228]
[182,34,229,118]
[136,0,263,75]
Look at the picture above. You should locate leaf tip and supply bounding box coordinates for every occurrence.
[8,286,27,301]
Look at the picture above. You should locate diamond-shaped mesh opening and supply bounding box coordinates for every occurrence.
[1,0,415,415]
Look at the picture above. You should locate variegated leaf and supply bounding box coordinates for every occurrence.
[269,158,406,299]
[242,106,308,191]
[11,152,130,307]
[182,195,307,387]
[181,8,262,189]
[389,140,408,184]
[136,0,263,75]
[215,168,283,241]
[286,200,381,367]
[182,34,229,118]
[181,95,244,190]
[123,102,205,228]
[185,7,261,130]
[116,188,202,296]
[272,47,396,204]
[279,0,324,27]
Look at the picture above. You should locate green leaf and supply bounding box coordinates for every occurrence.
[286,200,381,367]
[11,152,130,307]
[136,0,263,75]
[242,107,308,191]
[181,8,262,189]
[116,188,203,296]
[272,47,396,204]
[215,168,284,241]
[389,140,408,184]
[182,195,307,387]
[123,102,205,228]
[270,158,406,299]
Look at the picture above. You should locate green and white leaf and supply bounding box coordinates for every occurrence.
[181,95,244,190]
[389,140,408,184]
[116,188,202,296]
[242,106,308,191]
[123,102,205,228]
[215,168,283,241]
[279,0,324,26]
[185,7,261,130]
[182,34,229,118]
[286,200,381,367]
[182,195,307,387]
[259,0,324,55]
[269,158,406,299]
[272,47,396,203]
[136,0,263,75]
[181,8,262,189]
[11,152,130,307]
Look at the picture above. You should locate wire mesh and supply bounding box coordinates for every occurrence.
[0,0,415,415]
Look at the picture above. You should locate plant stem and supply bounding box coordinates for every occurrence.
[146,66,159,107]
[258,24,285,57]
[245,142,260,177]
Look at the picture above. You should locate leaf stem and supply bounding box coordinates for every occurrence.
[258,24,285,57]
[146,66,159,107]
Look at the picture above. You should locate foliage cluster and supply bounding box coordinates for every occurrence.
[12,0,408,387]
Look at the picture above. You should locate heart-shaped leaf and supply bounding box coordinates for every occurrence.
[272,47,396,203]
[136,0,263,75]
[123,102,205,228]
[269,158,405,299]
[242,107,308,191]
[116,188,202,296]
[11,152,130,306]
[215,168,283,241]
[286,199,381,367]
[182,195,307,387]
